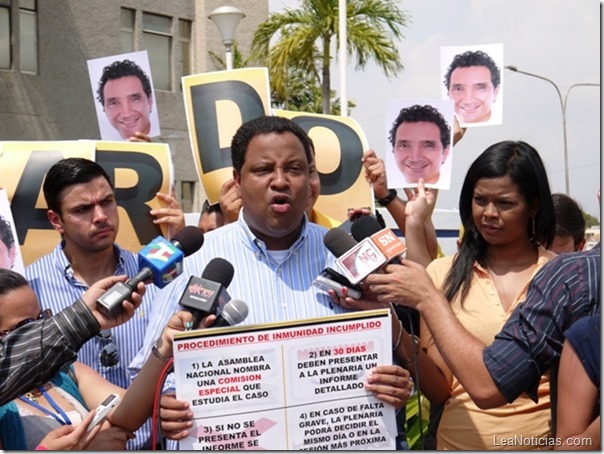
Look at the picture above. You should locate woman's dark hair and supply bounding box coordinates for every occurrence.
[442,140,555,304]
[0,268,28,297]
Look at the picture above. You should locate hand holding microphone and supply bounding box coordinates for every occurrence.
[96,226,205,318]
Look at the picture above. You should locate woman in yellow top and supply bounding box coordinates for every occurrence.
[342,141,557,449]
[417,141,557,449]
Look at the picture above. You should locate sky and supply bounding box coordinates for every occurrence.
[269,0,601,219]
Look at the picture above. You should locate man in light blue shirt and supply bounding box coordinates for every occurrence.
[130,116,413,447]
[26,157,157,449]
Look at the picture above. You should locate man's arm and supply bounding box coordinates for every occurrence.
[0,275,144,405]
[0,300,97,405]
[364,259,508,408]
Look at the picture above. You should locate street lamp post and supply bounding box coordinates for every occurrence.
[209,6,245,71]
[505,65,599,195]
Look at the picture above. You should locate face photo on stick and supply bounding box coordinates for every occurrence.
[441,44,503,127]
[384,99,454,190]
[87,50,161,141]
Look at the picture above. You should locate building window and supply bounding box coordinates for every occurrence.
[0,4,10,69]
[143,12,172,91]
[19,0,37,73]
[120,8,134,53]
[180,181,196,213]
[178,19,191,84]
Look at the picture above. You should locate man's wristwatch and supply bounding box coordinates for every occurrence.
[376,189,397,207]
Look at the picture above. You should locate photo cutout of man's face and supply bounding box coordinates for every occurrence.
[385,100,454,190]
[393,121,450,184]
[441,44,504,127]
[102,75,153,139]
[87,50,161,141]
[448,65,499,124]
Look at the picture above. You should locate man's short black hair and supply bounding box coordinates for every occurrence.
[444,50,501,90]
[230,116,313,174]
[96,59,153,106]
[388,104,451,150]
[201,200,222,215]
[43,158,114,215]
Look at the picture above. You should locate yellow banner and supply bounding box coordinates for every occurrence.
[182,68,373,222]
[0,140,172,265]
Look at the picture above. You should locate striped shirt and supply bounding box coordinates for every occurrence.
[26,242,157,449]
[0,298,99,406]
[129,214,348,376]
[484,243,601,403]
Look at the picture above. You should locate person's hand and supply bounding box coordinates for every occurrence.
[159,393,194,440]
[453,116,466,146]
[362,149,389,199]
[364,260,439,308]
[403,179,438,225]
[128,132,152,143]
[327,286,388,312]
[219,179,242,224]
[81,276,145,330]
[150,191,186,238]
[156,311,216,357]
[364,365,414,410]
[86,420,134,450]
[346,207,373,221]
[36,411,101,450]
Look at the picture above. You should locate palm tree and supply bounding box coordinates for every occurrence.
[251,0,408,115]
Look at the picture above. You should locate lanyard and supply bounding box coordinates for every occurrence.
[19,386,73,426]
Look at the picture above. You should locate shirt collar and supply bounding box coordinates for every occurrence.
[236,208,309,262]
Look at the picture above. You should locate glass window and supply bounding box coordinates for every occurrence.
[143,12,171,90]
[0,6,10,69]
[178,19,191,85]
[180,181,195,213]
[120,8,134,53]
[19,0,37,73]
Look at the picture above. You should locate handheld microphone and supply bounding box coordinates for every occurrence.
[179,258,234,327]
[318,229,363,299]
[96,226,205,318]
[324,227,384,284]
[350,216,406,266]
[212,299,249,328]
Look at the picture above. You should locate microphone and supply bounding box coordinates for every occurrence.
[350,216,406,266]
[179,258,234,327]
[324,218,406,285]
[212,299,249,328]
[96,226,205,318]
[318,229,363,299]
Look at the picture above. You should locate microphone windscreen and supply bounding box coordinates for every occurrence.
[171,226,205,256]
[351,215,383,242]
[201,258,235,287]
[221,299,248,326]
[324,228,358,258]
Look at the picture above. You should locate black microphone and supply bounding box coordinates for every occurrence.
[179,258,234,327]
[213,299,249,328]
[319,229,363,298]
[97,226,205,318]
[351,215,405,265]
[323,228,359,258]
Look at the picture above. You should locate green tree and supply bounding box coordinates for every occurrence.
[251,0,409,115]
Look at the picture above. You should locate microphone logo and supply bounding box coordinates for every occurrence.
[146,241,179,262]
[337,240,385,284]
[371,230,406,258]
[188,284,216,299]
